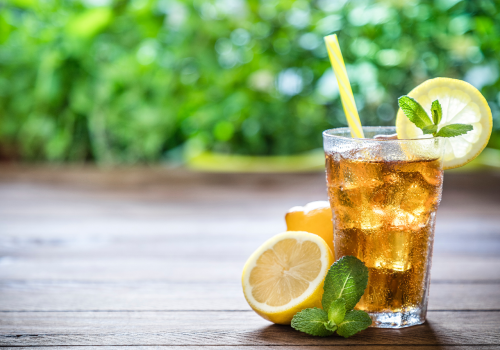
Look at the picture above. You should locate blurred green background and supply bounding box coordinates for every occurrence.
[1,0,499,166]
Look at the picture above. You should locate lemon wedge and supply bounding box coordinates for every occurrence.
[396,78,493,169]
[241,231,334,325]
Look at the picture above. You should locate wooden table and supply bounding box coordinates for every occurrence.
[1,166,499,349]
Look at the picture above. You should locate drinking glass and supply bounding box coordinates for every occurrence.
[323,126,444,328]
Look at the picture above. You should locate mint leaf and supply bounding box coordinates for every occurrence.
[422,124,437,135]
[291,257,371,339]
[398,96,433,129]
[322,256,368,311]
[337,310,372,338]
[398,96,474,138]
[431,100,442,125]
[324,320,337,332]
[328,298,346,325]
[435,124,473,137]
[291,308,334,337]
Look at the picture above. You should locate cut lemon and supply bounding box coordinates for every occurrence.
[396,78,492,170]
[285,201,334,254]
[241,231,334,325]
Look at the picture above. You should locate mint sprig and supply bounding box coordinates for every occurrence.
[290,308,334,337]
[398,96,473,138]
[291,256,371,338]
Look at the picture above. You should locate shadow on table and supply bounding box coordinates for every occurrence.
[249,320,444,347]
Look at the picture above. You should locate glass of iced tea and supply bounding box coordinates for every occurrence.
[323,126,444,328]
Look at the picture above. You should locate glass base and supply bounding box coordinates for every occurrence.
[368,309,426,328]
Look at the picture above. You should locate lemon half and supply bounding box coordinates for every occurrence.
[396,78,493,170]
[241,231,333,325]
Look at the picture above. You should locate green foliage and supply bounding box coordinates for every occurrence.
[292,256,371,338]
[398,96,474,137]
[291,307,333,337]
[435,123,474,137]
[336,310,372,338]
[328,298,346,326]
[397,96,433,129]
[431,99,442,125]
[322,255,368,312]
[0,0,499,163]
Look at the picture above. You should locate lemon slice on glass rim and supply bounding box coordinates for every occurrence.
[396,78,493,170]
[241,231,333,325]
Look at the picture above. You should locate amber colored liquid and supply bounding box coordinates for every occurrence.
[326,154,443,313]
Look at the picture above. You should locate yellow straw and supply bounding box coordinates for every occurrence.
[324,34,364,138]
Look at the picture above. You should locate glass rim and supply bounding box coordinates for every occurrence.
[323,126,442,143]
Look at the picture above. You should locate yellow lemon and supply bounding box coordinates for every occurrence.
[241,231,334,324]
[396,78,493,170]
[285,201,334,253]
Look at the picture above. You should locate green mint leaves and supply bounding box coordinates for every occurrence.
[336,310,373,338]
[291,256,371,338]
[398,96,473,138]
[398,95,433,129]
[328,298,346,326]
[290,308,334,337]
[435,124,474,137]
[322,256,368,311]
[431,100,442,125]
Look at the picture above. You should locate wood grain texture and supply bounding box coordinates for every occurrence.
[1,311,500,346]
[2,220,499,258]
[0,282,499,312]
[1,256,499,283]
[3,347,500,350]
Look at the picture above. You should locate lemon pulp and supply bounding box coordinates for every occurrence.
[242,231,333,324]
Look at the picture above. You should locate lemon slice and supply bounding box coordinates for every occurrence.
[241,231,333,325]
[396,78,492,169]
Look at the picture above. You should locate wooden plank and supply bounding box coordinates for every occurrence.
[0,171,330,207]
[1,216,499,241]
[1,190,500,218]
[1,311,499,346]
[1,213,499,283]
[0,282,498,312]
[1,255,499,282]
[1,218,499,256]
[2,235,499,262]
[2,347,500,350]
[0,171,499,218]
[0,166,498,200]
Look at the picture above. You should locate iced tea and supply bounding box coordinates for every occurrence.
[323,126,444,328]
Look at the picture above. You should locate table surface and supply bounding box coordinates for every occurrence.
[1,166,500,350]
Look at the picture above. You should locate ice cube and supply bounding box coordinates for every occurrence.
[370,180,405,208]
[333,204,384,231]
[418,162,443,187]
[399,172,439,221]
[390,208,422,230]
[370,230,412,272]
[339,158,384,190]
[359,207,385,231]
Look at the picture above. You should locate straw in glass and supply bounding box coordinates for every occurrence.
[324,34,365,138]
